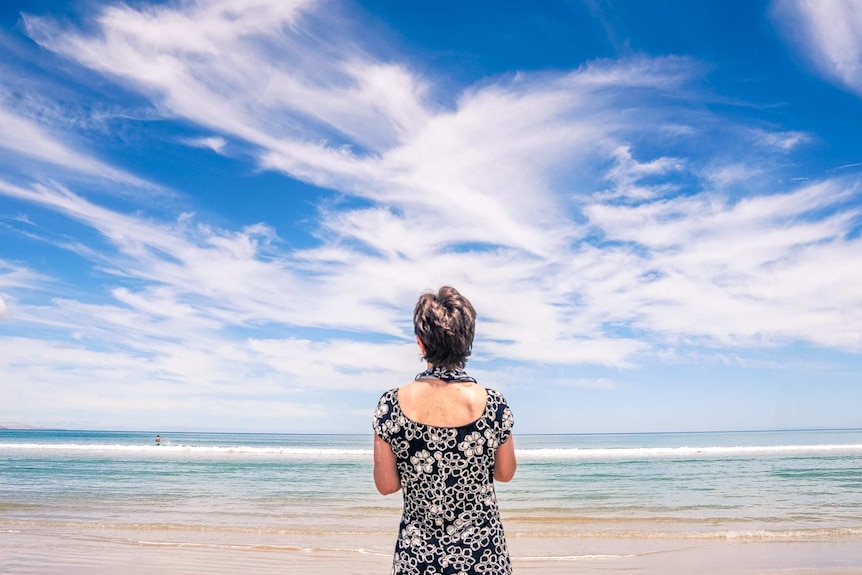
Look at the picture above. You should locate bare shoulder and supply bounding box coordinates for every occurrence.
[461,382,489,402]
[396,380,422,399]
[398,380,488,427]
[398,380,421,392]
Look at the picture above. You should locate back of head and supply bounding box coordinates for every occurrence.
[413,286,476,368]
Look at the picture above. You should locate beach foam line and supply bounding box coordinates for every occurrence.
[6,518,861,542]
[0,443,373,458]
[2,442,862,460]
[514,553,636,561]
[506,527,862,541]
[133,542,391,556]
[0,518,392,536]
[519,444,862,460]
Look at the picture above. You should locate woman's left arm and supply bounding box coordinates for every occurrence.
[373,434,401,495]
[494,435,516,482]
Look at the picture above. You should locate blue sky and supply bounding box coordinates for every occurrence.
[1,0,861,433]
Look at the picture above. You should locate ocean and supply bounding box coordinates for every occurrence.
[2,428,862,574]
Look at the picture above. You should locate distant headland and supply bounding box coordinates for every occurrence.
[0,423,40,430]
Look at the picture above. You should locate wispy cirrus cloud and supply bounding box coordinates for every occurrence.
[179,136,228,154]
[585,179,862,350]
[22,0,430,156]
[0,99,152,187]
[772,0,862,95]
[0,259,49,321]
[11,0,862,360]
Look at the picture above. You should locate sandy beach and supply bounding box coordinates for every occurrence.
[4,519,862,575]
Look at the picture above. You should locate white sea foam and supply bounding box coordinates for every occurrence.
[2,442,862,460]
[512,527,862,541]
[0,443,373,458]
[518,443,862,460]
[516,554,633,560]
[5,517,861,542]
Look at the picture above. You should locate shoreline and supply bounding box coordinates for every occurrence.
[3,523,862,575]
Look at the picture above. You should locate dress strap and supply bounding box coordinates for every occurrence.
[415,366,477,383]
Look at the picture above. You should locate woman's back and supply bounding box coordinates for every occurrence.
[396,379,488,428]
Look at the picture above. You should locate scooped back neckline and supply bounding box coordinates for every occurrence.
[393,387,490,430]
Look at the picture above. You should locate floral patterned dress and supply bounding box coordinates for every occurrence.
[373,386,514,575]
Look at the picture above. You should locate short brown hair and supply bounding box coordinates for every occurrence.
[413,286,476,368]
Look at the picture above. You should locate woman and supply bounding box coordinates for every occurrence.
[373,286,516,575]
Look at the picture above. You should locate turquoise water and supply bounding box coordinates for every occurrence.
[2,429,862,541]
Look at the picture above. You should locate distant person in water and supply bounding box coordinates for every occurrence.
[155,435,161,445]
[373,286,516,574]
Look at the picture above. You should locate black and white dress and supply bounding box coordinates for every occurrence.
[373,382,515,575]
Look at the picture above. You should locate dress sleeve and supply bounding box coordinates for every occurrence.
[499,400,514,444]
[491,390,514,444]
[372,390,395,443]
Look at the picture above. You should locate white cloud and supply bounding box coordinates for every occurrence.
[772,0,862,95]
[21,2,691,259]
[9,0,862,362]
[22,0,429,155]
[0,100,151,186]
[583,179,862,350]
[0,336,333,429]
[179,136,228,154]
[703,163,763,189]
[750,128,810,151]
[600,145,685,199]
[0,260,49,322]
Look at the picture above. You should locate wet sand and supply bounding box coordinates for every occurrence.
[4,521,862,575]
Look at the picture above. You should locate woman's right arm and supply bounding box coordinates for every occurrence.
[373,434,402,495]
[494,435,516,482]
